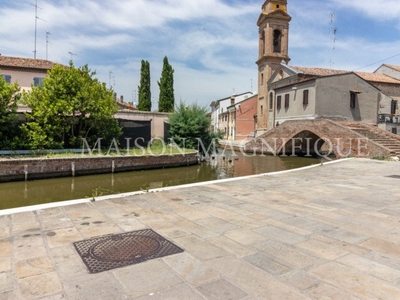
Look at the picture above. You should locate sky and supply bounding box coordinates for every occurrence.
[2,0,400,109]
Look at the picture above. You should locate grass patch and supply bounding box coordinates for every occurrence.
[0,141,196,159]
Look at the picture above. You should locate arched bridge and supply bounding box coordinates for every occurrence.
[244,118,400,159]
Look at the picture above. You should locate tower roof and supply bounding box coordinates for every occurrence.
[261,0,288,15]
[258,0,290,25]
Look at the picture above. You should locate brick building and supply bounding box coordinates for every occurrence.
[210,92,254,135]
[226,94,258,140]
[210,93,257,141]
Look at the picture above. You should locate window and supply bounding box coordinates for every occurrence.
[285,94,290,108]
[261,31,266,55]
[269,92,273,110]
[261,73,264,85]
[350,92,356,108]
[260,105,263,116]
[277,96,281,109]
[273,29,282,53]
[303,90,309,105]
[1,75,11,83]
[33,77,45,87]
[391,100,398,115]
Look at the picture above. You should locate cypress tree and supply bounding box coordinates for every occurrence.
[138,60,151,111]
[158,56,175,112]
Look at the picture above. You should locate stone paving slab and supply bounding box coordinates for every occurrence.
[1,158,400,299]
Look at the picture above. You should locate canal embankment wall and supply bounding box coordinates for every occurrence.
[0,152,199,182]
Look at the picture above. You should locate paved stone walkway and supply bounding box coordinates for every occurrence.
[1,159,400,299]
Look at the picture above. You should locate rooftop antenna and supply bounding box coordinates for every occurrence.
[68,51,77,61]
[108,71,116,90]
[32,0,42,59]
[330,13,337,70]
[109,71,114,89]
[46,31,51,60]
[31,0,46,59]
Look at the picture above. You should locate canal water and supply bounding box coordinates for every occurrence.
[0,152,323,210]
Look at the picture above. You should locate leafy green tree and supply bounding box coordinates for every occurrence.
[138,60,151,111]
[0,76,23,149]
[22,62,121,149]
[168,102,222,154]
[158,56,175,112]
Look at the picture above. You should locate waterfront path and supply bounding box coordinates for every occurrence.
[1,158,400,299]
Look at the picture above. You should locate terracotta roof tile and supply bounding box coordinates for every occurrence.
[290,66,350,76]
[355,72,400,84]
[0,55,57,70]
[290,65,400,84]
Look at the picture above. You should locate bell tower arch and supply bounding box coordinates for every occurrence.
[256,0,291,135]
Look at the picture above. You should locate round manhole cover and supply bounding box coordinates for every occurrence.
[74,229,184,273]
[89,235,161,262]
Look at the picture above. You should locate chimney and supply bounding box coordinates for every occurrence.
[230,96,235,105]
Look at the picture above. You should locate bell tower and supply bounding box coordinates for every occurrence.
[256,0,291,135]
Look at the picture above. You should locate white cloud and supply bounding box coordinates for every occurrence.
[333,0,400,21]
[286,0,400,72]
[3,0,400,109]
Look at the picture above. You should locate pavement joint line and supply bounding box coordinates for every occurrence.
[0,158,354,216]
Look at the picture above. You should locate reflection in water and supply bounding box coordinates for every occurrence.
[0,152,322,210]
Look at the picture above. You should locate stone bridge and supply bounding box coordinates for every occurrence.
[244,118,400,159]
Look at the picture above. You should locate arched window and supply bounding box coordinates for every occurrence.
[261,31,266,55]
[273,29,282,53]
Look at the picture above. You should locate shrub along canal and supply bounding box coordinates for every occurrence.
[0,152,323,210]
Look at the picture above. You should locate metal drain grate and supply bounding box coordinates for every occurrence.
[73,229,184,274]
